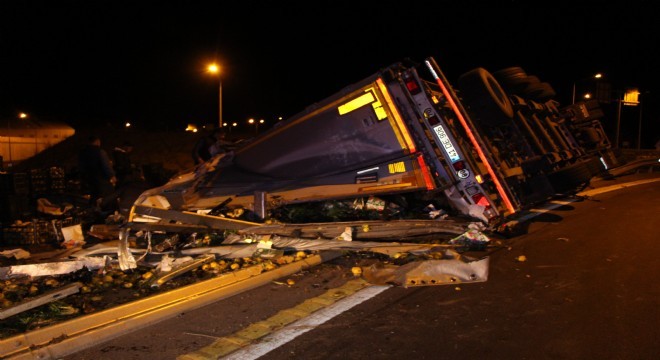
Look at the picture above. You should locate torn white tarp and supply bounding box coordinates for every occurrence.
[0,249,31,260]
[0,256,109,279]
[117,227,137,270]
[361,256,489,287]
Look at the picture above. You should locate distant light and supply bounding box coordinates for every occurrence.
[222,122,228,127]
[623,88,641,106]
[18,112,28,119]
[594,73,602,79]
[248,118,255,124]
[185,124,198,132]
[278,116,283,121]
[584,93,592,99]
[125,122,131,128]
[232,122,237,127]
[259,119,265,124]
[207,64,219,74]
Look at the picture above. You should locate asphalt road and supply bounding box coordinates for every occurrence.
[63,172,660,360]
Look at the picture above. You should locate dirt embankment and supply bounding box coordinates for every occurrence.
[11,127,205,176]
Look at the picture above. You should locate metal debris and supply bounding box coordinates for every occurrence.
[149,254,216,288]
[117,227,137,271]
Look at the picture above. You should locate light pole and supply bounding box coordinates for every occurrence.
[637,96,643,150]
[572,73,602,104]
[247,118,265,135]
[615,94,622,148]
[248,118,256,135]
[207,63,222,129]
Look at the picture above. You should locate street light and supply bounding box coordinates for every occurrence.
[572,73,602,104]
[207,63,222,129]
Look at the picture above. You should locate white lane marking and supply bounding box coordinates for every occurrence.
[222,285,391,360]
[577,178,660,197]
[514,178,660,224]
[515,199,579,223]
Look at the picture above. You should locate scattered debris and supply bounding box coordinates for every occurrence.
[149,254,216,288]
[362,251,489,287]
[0,282,82,320]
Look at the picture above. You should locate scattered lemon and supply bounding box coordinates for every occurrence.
[351,267,363,276]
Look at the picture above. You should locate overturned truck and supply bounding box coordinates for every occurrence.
[130,57,616,227]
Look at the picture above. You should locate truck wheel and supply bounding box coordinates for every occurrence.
[580,127,603,145]
[546,160,594,193]
[493,67,528,93]
[495,73,540,96]
[585,156,605,176]
[458,68,514,125]
[525,82,556,102]
[493,66,528,82]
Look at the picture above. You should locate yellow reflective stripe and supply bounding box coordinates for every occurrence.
[338,91,376,115]
[376,78,416,152]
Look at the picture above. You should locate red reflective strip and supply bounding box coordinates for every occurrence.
[433,78,516,214]
[416,156,436,190]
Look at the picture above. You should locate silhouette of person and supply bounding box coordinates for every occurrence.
[192,128,226,164]
[78,135,116,209]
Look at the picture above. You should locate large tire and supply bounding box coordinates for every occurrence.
[546,160,594,194]
[525,82,557,102]
[493,66,528,82]
[497,74,540,96]
[458,68,514,125]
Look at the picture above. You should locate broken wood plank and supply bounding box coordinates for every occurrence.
[0,282,82,320]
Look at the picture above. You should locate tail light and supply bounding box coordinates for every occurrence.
[405,78,422,95]
[471,193,491,209]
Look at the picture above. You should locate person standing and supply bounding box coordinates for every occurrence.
[208,130,235,157]
[192,128,225,165]
[78,135,116,209]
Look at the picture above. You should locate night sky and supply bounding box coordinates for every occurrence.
[1,1,658,146]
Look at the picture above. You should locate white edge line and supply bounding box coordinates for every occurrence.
[222,285,390,360]
[577,178,660,197]
[515,178,660,223]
